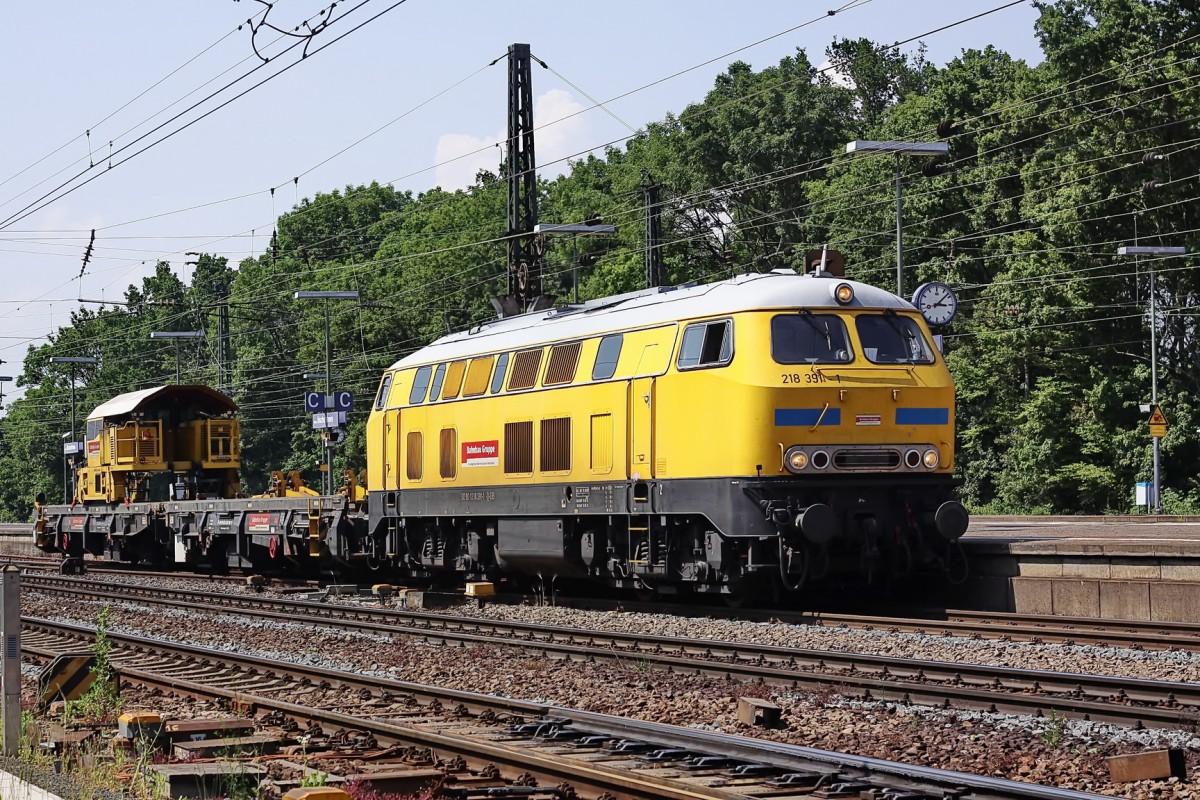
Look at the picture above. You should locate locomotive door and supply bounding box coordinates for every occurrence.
[383,409,401,490]
[629,376,655,478]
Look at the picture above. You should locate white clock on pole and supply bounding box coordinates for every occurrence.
[912,281,958,326]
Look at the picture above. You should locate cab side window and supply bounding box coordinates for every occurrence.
[678,320,733,369]
[374,374,393,410]
[409,366,432,405]
[592,334,623,380]
[428,364,447,401]
[490,353,510,394]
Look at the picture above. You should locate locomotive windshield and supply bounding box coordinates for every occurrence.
[855,313,935,364]
[771,313,853,363]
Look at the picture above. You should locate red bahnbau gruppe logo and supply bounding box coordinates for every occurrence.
[461,440,499,467]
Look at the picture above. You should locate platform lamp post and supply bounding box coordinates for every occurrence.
[295,290,359,495]
[534,222,617,304]
[845,140,950,297]
[0,375,13,409]
[48,355,97,503]
[149,331,205,384]
[1117,245,1188,514]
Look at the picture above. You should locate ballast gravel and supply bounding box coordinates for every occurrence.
[21,589,1200,799]
[420,602,1200,684]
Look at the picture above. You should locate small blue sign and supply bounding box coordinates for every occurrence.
[304,392,324,413]
[333,391,353,412]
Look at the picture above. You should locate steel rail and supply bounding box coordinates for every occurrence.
[23,617,1110,800]
[26,574,1200,729]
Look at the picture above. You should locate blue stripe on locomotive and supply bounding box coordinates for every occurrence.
[774,408,842,426]
[895,407,949,425]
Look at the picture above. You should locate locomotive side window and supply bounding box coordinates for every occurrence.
[439,428,458,479]
[463,356,494,397]
[855,314,935,365]
[507,349,543,391]
[504,421,534,474]
[592,335,623,380]
[490,353,510,394]
[86,419,102,441]
[544,342,581,385]
[374,374,393,410]
[406,431,423,481]
[429,364,447,401]
[409,366,432,405]
[441,360,467,400]
[677,320,732,369]
[771,314,853,364]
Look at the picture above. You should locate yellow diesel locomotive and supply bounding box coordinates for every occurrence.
[364,261,968,595]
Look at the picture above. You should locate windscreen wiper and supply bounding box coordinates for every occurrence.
[798,308,832,351]
[882,308,919,360]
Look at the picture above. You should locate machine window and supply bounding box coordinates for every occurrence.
[490,353,510,394]
[590,413,612,473]
[678,320,732,369]
[540,417,571,472]
[409,366,432,405]
[855,314,935,364]
[544,342,581,385]
[86,419,103,441]
[374,374,393,410]
[406,431,423,481]
[429,364,447,401]
[592,334,623,380]
[504,421,533,473]
[507,349,542,391]
[771,314,853,364]
[439,428,458,479]
[463,356,494,397]
[441,360,467,400]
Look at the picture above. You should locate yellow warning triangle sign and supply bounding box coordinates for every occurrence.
[1149,405,1168,426]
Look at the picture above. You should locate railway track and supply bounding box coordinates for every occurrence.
[26,573,1200,730]
[12,540,1200,652]
[23,616,1110,800]
[552,596,1200,652]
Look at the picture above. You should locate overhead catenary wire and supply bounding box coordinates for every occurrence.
[0,0,413,233]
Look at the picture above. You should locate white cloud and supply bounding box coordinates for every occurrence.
[433,89,589,191]
[817,59,854,89]
[532,89,587,175]
[433,132,503,193]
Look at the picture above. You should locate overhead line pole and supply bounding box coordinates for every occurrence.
[492,43,551,318]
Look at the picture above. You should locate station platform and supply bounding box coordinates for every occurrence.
[958,516,1200,622]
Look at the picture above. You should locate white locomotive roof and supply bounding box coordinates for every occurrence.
[389,270,915,370]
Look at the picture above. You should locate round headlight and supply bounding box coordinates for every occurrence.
[904,449,922,469]
[834,283,854,305]
[923,448,940,469]
[788,450,809,471]
[811,450,830,470]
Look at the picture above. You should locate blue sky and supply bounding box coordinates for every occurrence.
[0,0,1043,399]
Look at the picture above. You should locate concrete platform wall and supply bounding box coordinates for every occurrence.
[955,540,1200,621]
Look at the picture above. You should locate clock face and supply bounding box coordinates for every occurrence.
[912,282,958,326]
